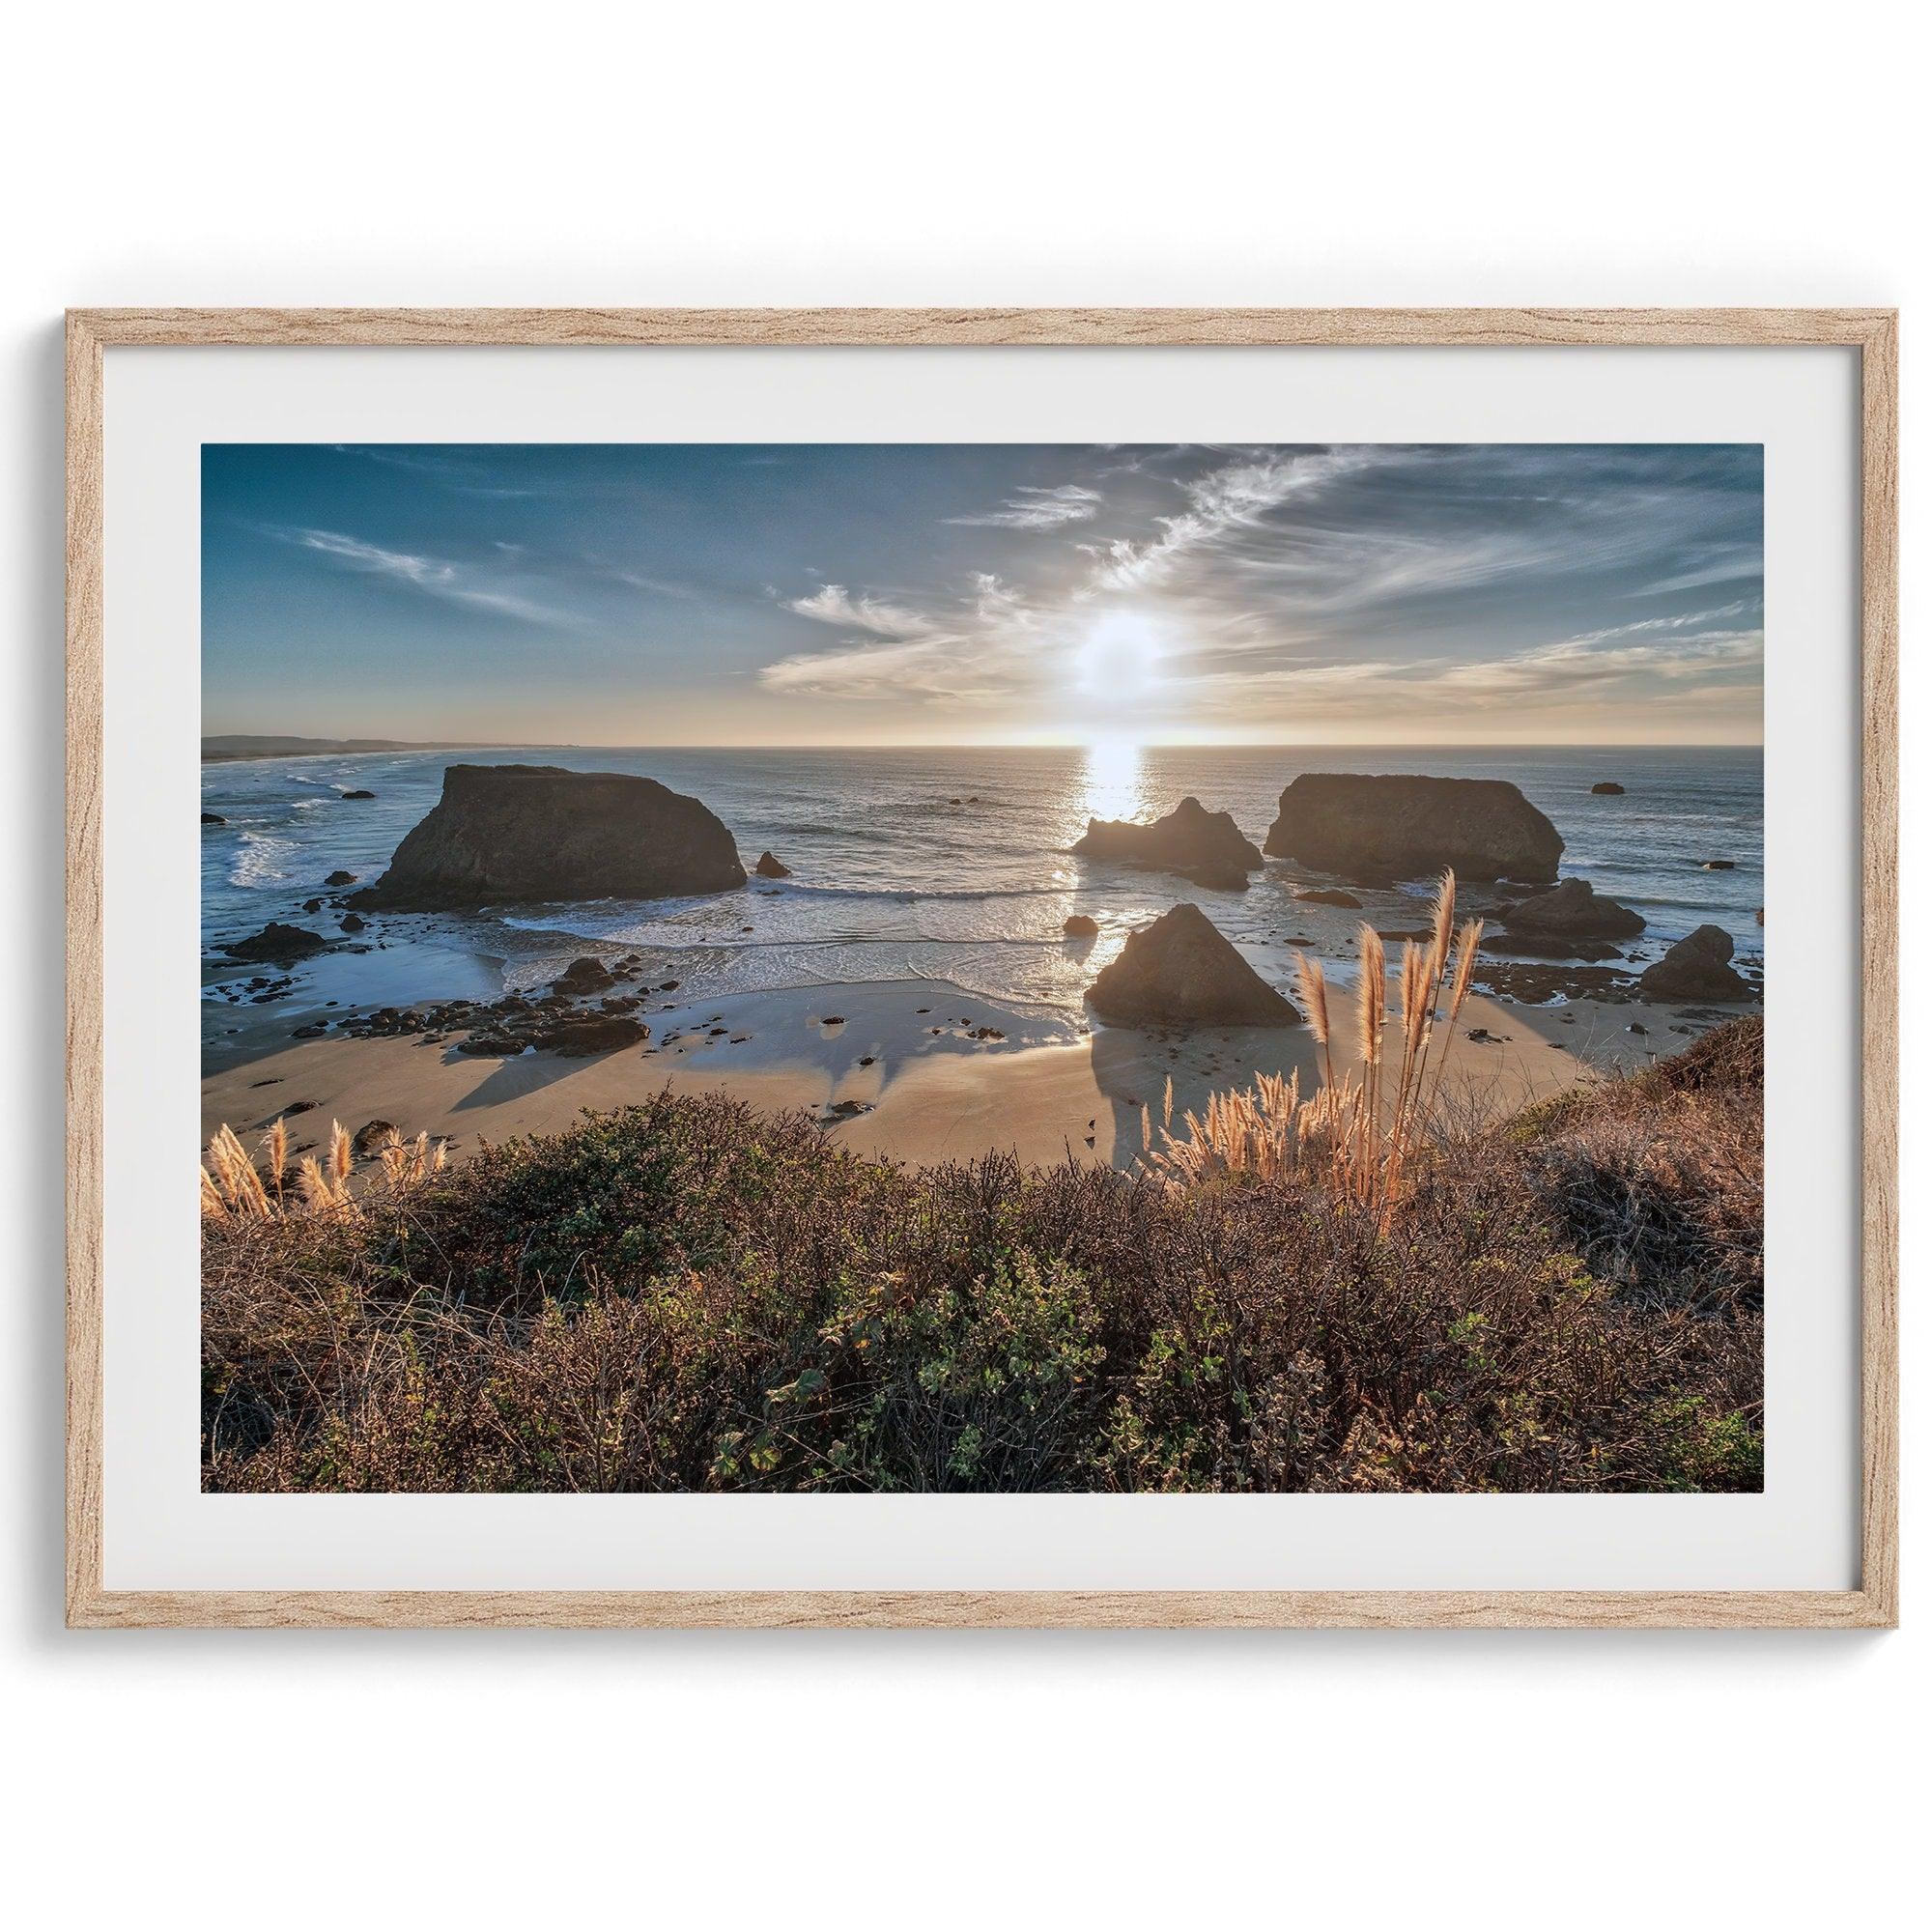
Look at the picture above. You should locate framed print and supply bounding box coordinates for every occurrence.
[65,307,1897,1628]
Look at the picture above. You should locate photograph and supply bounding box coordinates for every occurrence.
[197,439,1767,1496]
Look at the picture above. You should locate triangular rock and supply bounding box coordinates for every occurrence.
[1086,903,1301,1028]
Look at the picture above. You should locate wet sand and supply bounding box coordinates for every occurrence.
[201,974,1747,1173]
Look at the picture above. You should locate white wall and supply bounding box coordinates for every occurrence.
[3,4,1920,1923]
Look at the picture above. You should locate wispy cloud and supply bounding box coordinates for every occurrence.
[327,445,543,498]
[233,440,1761,740]
[787,583,937,636]
[1082,448,1374,592]
[274,526,574,627]
[946,484,1102,529]
[1631,544,1764,596]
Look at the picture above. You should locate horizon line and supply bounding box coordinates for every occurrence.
[201,734,1766,753]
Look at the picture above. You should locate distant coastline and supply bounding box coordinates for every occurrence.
[201,734,578,764]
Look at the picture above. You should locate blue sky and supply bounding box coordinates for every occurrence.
[202,441,1764,744]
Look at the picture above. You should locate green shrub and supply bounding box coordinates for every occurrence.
[203,1021,1765,1495]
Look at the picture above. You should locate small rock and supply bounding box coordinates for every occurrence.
[352,1119,396,1156]
[534,1013,650,1057]
[220,922,329,965]
[340,788,377,800]
[324,869,357,887]
[1293,887,1362,908]
[753,851,791,877]
[1589,781,1626,796]
[1063,914,1100,937]
[201,812,226,826]
[555,956,615,994]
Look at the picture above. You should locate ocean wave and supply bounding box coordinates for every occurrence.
[764,880,1073,907]
[228,832,296,887]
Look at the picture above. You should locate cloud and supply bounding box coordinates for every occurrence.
[1631,545,1765,596]
[765,572,1043,701]
[1178,618,1764,731]
[755,444,1765,732]
[327,446,541,498]
[786,583,936,636]
[1083,448,1371,592]
[275,526,572,626]
[946,484,1102,529]
[760,631,1009,702]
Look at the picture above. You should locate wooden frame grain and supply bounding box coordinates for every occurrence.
[65,307,1899,1631]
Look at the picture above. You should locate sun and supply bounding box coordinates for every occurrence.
[1072,608,1167,698]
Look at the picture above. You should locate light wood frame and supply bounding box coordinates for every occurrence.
[65,307,1899,1630]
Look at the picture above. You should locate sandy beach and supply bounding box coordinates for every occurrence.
[201,969,1744,1173]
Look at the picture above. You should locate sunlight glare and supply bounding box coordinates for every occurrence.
[1074,609,1166,698]
[1079,736,1147,825]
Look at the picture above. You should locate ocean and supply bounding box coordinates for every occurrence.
[201,744,1764,1037]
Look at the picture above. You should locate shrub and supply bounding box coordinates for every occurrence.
[202,1020,1764,1494]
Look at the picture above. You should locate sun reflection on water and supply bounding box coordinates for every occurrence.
[1078,738,1148,828]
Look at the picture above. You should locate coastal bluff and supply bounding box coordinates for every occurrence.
[350,764,747,910]
[1264,773,1563,884]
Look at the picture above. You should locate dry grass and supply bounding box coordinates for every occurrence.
[202,1117,446,1222]
[200,1014,1764,1495]
[1149,869,1482,1226]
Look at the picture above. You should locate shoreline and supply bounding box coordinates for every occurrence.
[202,970,1750,1172]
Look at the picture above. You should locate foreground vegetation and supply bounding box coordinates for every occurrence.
[202,1014,1764,1494]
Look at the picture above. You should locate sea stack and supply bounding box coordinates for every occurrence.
[1500,877,1646,941]
[753,851,792,878]
[1071,796,1264,891]
[1085,904,1301,1029]
[1264,773,1562,884]
[1639,924,1753,1001]
[350,764,748,910]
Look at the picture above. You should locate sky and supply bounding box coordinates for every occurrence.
[202,442,1764,746]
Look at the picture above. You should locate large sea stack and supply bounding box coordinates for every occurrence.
[350,764,747,910]
[1264,774,1562,884]
[1085,904,1300,1029]
[1072,796,1264,891]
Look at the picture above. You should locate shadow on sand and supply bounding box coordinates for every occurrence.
[1088,1022,1323,1169]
